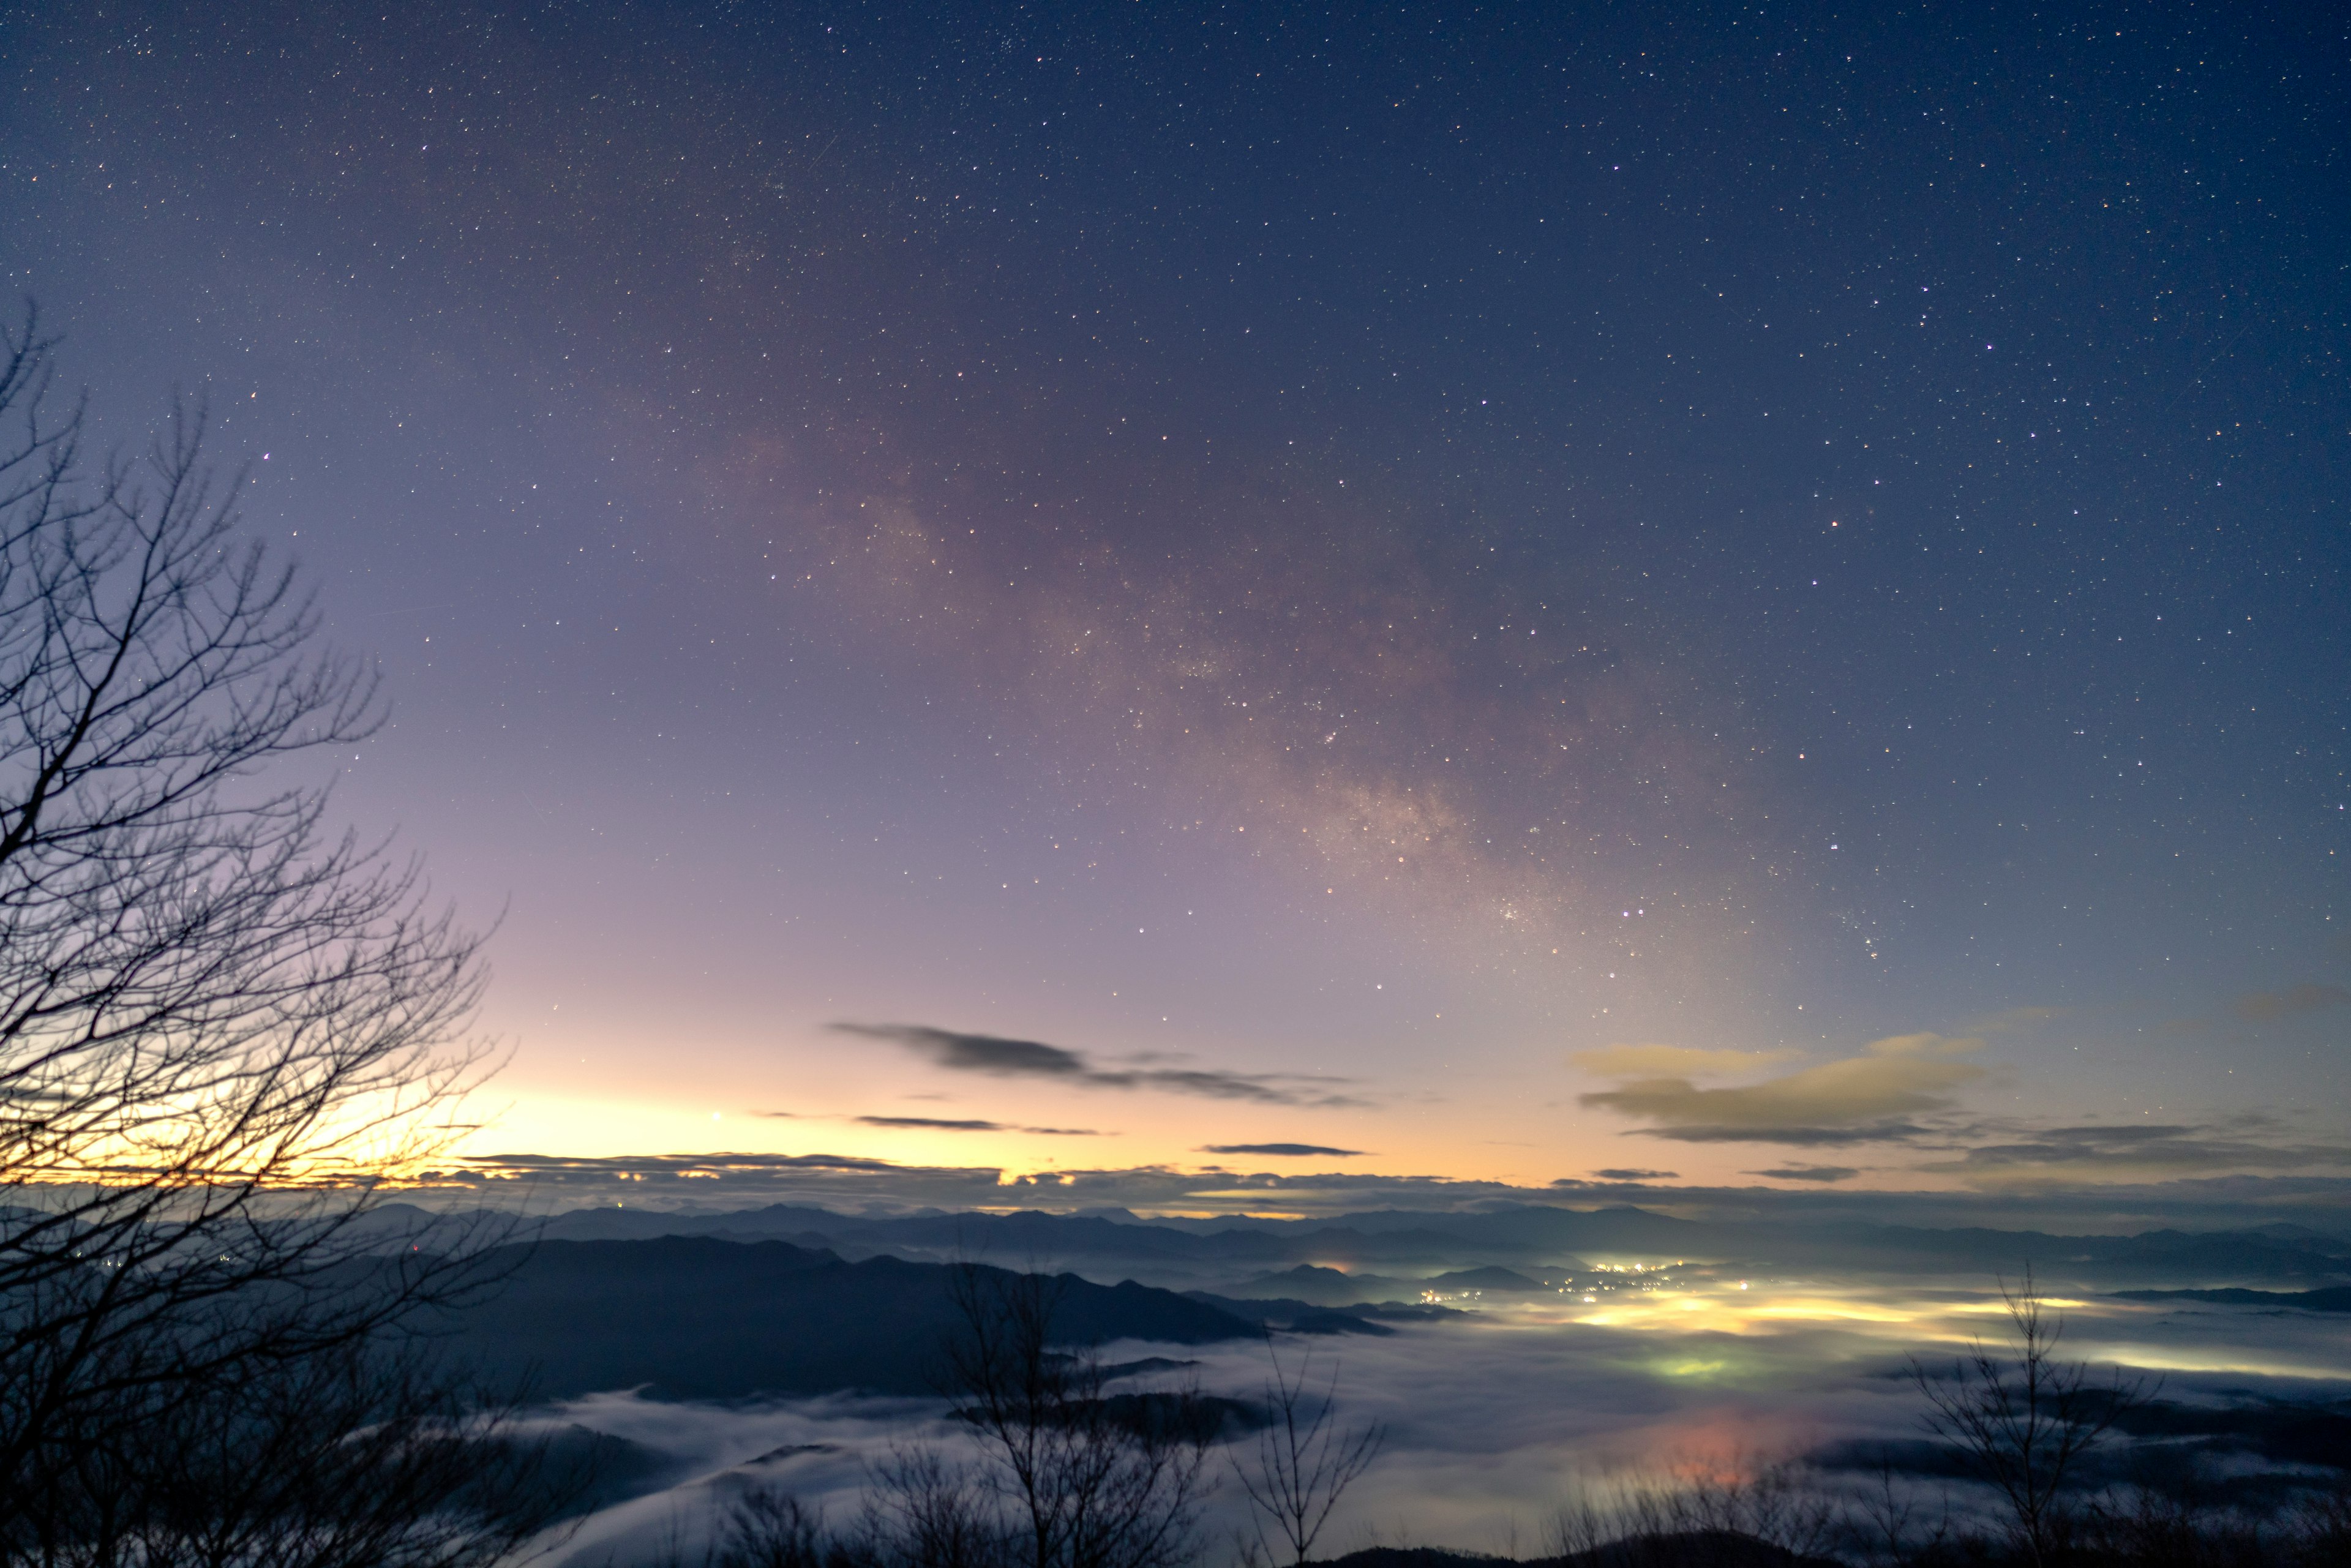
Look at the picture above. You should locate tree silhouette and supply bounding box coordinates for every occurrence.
[0,307,504,1530]
[1909,1269,2154,1566]
[10,1336,580,1568]
[1232,1335,1383,1568]
[940,1264,1215,1568]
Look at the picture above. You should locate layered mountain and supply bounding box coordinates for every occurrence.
[354,1199,2351,1304]
[429,1236,1255,1399]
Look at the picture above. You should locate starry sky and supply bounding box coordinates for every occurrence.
[4,0,2345,1212]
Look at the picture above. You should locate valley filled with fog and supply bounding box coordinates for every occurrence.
[427,1202,2351,1563]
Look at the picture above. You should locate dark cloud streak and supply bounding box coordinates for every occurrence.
[832,1023,1365,1107]
[1198,1142,1364,1157]
[1920,1119,2351,1182]
[1627,1122,1940,1147]
[854,1115,1102,1135]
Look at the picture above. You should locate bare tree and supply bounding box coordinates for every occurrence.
[1232,1335,1383,1568]
[0,308,502,1528]
[2284,1480,2351,1568]
[697,1465,996,1568]
[1673,1460,1840,1562]
[862,1447,1011,1568]
[713,1490,863,1568]
[942,1264,1216,1568]
[1908,1269,2154,1566]
[6,1334,581,1568]
[713,1269,1217,1568]
[1839,1457,1952,1568]
[1542,1462,1841,1568]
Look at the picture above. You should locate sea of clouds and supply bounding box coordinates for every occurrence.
[524,1281,2351,1567]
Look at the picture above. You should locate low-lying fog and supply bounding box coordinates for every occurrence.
[527,1274,2351,1566]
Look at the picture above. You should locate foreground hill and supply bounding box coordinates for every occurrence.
[1318,1539,1840,1568]
[432,1236,1255,1399]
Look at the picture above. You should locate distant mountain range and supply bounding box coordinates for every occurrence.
[370,1202,2351,1404]
[361,1198,2351,1302]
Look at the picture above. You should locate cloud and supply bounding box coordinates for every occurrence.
[1588,1168,1679,1181]
[2164,981,2351,1035]
[1197,1143,1364,1158]
[1578,1032,1986,1146]
[455,1150,913,1177]
[419,1147,2351,1232]
[853,1116,1103,1135]
[837,1025,1089,1079]
[1918,1119,2351,1188]
[858,1116,1003,1131]
[430,1151,1624,1217]
[527,1297,1963,1568]
[2232,983,2351,1023]
[1573,1044,1801,1079]
[832,1023,1364,1107]
[1747,1165,1859,1184]
[1632,1123,1937,1146]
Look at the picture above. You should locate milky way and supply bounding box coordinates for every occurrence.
[4,0,2343,1199]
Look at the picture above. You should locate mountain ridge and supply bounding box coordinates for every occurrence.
[428,1235,1257,1400]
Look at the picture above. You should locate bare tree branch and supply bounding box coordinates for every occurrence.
[1908,1266,2156,1566]
[1232,1334,1383,1568]
[941,1263,1215,1568]
[6,1334,582,1568]
[0,308,508,1529]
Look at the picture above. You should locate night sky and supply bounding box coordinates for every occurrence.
[6,0,2345,1210]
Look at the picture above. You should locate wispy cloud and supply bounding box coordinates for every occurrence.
[1919,1118,2351,1188]
[456,1150,911,1177]
[2232,983,2351,1023]
[1747,1165,1860,1183]
[2163,978,2350,1035]
[1578,1032,1985,1146]
[854,1115,1102,1135]
[1631,1123,1936,1146]
[1588,1168,1679,1181]
[857,1116,1002,1131]
[831,1023,1365,1107]
[1197,1142,1364,1157]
